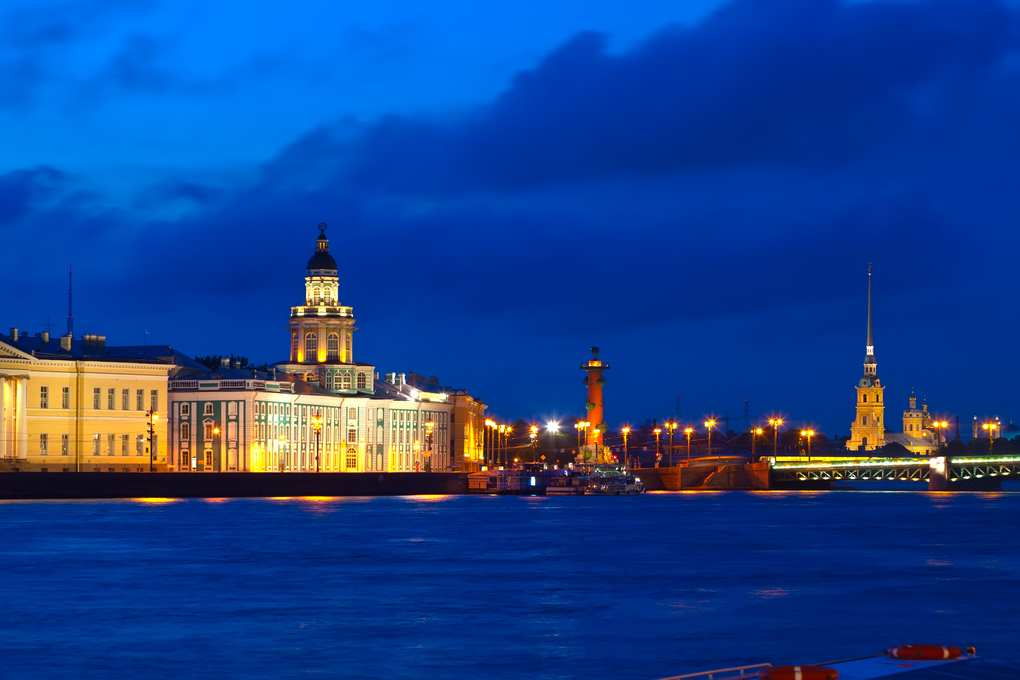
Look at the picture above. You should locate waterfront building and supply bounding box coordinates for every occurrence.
[845,269,938,455]
[0,330,183,471]
[166,224,476,472]
[406,373,487,472]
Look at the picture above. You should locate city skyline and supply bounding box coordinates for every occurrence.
[2,0,1019,435]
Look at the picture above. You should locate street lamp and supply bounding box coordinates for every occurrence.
[751,427,763,461]
[768,418,784,458]
[982,422,1000,455]
[705,419,716,457]
[145,410,159,472]
[666,421,677,467]
[212,426,220,472]
[932,419,949,453]
[530,425,538,460]
[413,439,421,472]
[684,427,693,464]
[653,427,662,467]
[425,420,435,472]
[311,411,323,473]
[575,421,587,460]
[801,429,815,460]
[621,427,630,467]
[546,421,559,462]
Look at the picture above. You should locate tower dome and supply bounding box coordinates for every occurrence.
[306,222,337,271]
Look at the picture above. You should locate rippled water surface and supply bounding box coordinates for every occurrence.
[1,491,1018,679]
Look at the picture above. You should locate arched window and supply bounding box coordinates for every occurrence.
[325,373,334,390]
[346,447,358,470]
[324,287,332,304]
[291,334,298,356]
[348,407,357,420]
[876,394,881,403]
[327,333,339,361]
[305,333,317,354]
[356,373,367,389]
[312,286,321,304]
[341,373,352,390]
[862,394,867,403]
[345,335,352,360]
[862,416,867,425]
[305,372,315,383]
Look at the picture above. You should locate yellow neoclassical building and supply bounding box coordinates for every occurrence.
[1,330,180,472]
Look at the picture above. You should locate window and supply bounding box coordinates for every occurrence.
[205,451,213,467]
[292,334,298,355]
[305,333,317,353]
[348,428,357,443]
[62,387,70,409]
[150,390,158,411]
[325,373,334,389]
[181,423,190,441]
[108,434,115,454]
[92,434,100,455]
[348,408,357,421]
[40,386,48,409]
[93,387,101,409]
[122,435,129,456]
[357,373,367,389]
[136,435,144,455]
[136,389,143,410]
[61,434,68,455]
[181,403,190,416]
[876,393,881,402]
[862,394,867,403]
[204,423,213,439]
[108,388,115,410]
[304,372,315,383]
[341,373,351,390]
[327,333,339,361]
[862,416,868,425]
[345,335,352,359]
[313,286,321,303]
[40,434,48,455]
[346,447,357,470]
[204,403,214,415]
[122,389,129,410]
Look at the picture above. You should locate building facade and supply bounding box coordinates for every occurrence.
[166,224,478,472]
[0,331,176,471]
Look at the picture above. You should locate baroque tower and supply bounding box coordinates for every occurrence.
[279,223,372,393]
[847,265,885,451]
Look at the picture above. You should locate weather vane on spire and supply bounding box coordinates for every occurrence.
[318,222,327,236]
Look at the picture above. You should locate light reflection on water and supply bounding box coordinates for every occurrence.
[0,492,1017,680]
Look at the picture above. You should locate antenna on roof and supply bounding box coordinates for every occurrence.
[67,263,74,336]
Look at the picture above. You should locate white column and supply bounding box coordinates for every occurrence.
[0,376,7,459]
[17,376,29,459]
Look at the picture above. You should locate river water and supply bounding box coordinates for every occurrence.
[1,491,1017,679]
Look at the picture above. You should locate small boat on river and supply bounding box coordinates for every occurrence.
[584,465,644,495]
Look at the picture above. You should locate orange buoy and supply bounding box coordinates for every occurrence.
[757,666,838,680]
[886,645,962,660]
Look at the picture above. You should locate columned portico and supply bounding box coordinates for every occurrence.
[16,375,28,459]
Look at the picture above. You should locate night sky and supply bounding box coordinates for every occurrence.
[3,0,1019,437]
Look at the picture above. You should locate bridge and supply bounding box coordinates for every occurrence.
[769,454,1020,490]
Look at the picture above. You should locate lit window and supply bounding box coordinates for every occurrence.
[348,428,357,442]
[291,334,298,357]
[181,423,191,440]
[325,373,333,389]
[305,372,315,383]
[108,388,114,410]
[305,333,317,353]
[205,423,213,439]
[122,389,129,410]
[181,403,190,416]
[39,433,48,455]
[348,408,357,420]
[346,447,357,470]
[150,390,158,411]
[136,435,144,455]
[313,286,321,304]
[356,373,367,390]
[108,434,115,454]
[62,387,69,409]
[341,373,351,390]
[327,333,339,361]
[92,434,100,455]
[345,335,352,359]
[204,403,214,415]
[136,389,143,410]
[93,388,101,409]
[61,434,69,455]
[40,386,48,409]
[122,434,129,456]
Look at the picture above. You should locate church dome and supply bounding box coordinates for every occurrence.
[306,223,337,271]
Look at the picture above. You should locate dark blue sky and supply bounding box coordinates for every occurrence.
[3,0,1019,437]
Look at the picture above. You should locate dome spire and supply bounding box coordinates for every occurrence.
[306,222,337,271]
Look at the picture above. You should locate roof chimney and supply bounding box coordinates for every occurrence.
[42,331,50,343]
[60,334,72,351]
[9,328,18,342]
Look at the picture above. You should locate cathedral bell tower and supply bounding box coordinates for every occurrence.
[284,223,358,384]
[847,265,885,452]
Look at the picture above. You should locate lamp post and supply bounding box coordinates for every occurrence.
[279,435,287,472]
[622,427,630,468]
[485,419,496,467]
[425,420,435,472]
[801,429,814,460]
[212,426,221,472]
[982,422,1000,455]
[575,421,586,460]
[546,421,559,463]
[684,427,693,464]
[311,411,323,473]
[933,419,948,453]
[653,427,662,467]
[751,427,763,461]
[145,410,159,472]
[768,418,783,459]
[666,421,677,467]
[530,425,538,461]
[705,419,716,457]
[413,439,421,472]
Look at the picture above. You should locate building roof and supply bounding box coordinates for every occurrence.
[1,333,201,368]
[306,222,337,271]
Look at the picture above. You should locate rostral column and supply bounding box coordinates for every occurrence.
[581,347,609,449]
